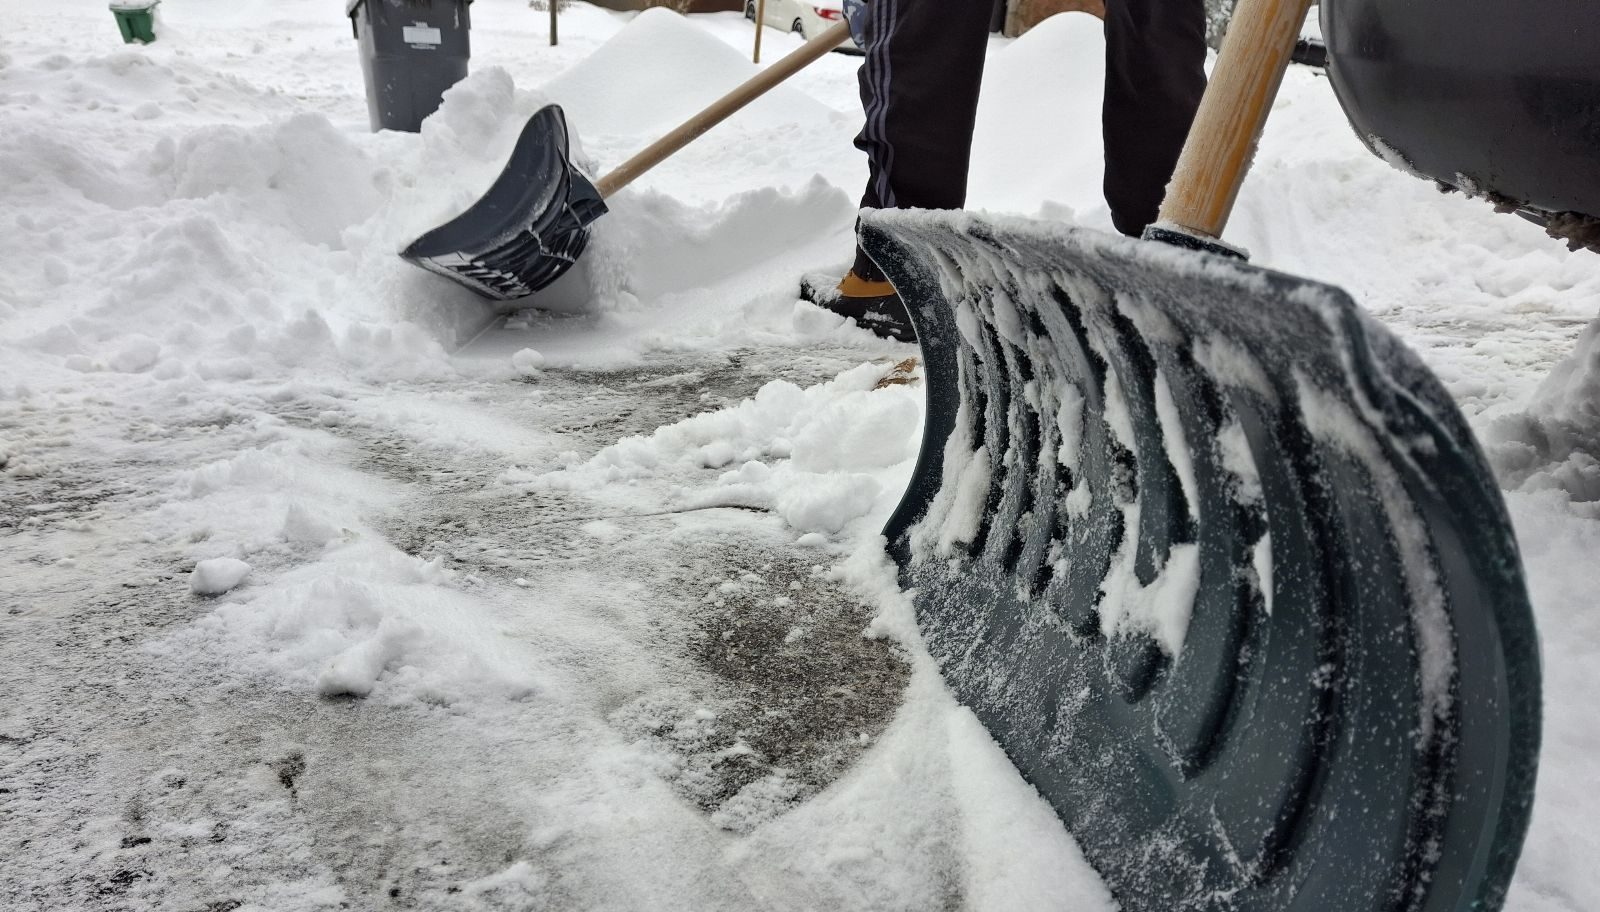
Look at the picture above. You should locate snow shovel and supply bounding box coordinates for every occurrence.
[861,0,1541,909]
[401,20,853,301]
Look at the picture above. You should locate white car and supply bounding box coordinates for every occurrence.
[744,0,862,53]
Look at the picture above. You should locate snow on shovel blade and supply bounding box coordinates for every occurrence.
[402,104,607,302]
[862,211,1541,912]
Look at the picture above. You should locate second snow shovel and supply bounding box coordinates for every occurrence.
[861,0,1542,910]
[402,20,852,301]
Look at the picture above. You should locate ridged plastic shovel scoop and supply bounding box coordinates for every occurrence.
[402,20,852,302]
[402,105,607,300]
[862,0,1542,910]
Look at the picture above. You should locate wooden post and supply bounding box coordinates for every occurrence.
[753,0,766,62]
[549,0,558,46]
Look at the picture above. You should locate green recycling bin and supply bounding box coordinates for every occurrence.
[346,0,472,133]
[110,0,159,44]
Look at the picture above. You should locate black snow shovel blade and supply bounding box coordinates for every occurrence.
[401,104,606,302]
[863,211,1541,912]
[401,22,854,302]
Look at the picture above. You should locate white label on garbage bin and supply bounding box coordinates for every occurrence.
[403,24,442,46]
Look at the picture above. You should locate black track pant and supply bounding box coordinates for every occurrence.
[850,0,1207,281]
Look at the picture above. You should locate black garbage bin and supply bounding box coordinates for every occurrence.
[347,0,472,133]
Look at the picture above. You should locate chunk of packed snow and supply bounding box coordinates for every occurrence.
[318,616,423,698]
[282,502,342,547]
[776,473,881,535]
[110,335,161,373]
[512,347,546,375]
[189,557,251,595]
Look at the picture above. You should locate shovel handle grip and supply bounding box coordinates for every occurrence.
[1157,0,1315,239]
[595,19,851,199]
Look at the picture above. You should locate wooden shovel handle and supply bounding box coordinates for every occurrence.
[1157,0,1316,239]
[595,19,851,198]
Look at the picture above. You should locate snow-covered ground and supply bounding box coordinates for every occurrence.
[1,1,1596,909]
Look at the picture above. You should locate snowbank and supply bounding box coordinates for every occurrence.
[543,176,855,311]
[968,12,1107,221]
[543,6,832,136]
[0,58,507,381]
[1488,313,1600,507]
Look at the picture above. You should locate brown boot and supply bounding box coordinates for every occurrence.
[799,270,916,343]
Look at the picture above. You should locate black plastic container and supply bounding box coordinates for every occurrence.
[347,0,472,133]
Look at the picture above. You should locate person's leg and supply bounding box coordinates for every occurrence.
[849,0,993,281]
[1101,0,1207,237]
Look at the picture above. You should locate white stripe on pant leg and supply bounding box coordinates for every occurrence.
[862,0,889,163]
[866,0,899,207]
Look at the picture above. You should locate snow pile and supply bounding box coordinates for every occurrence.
[1,0,873,402]
[539,176,855,313]
[516,361,922,538]
[2,78,475,382]
[0,28,850,391]
[1488,313,1600,508]
[163,113,382,247]
[968,12,1108,221]
[0,47,280,126]
[543,6,832,136]
[513,347,547,375]
[526,9,858,312]
[184,551,542,703]
[142,418,537,704]
[160,537,550,700]
[383,67,570,245]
